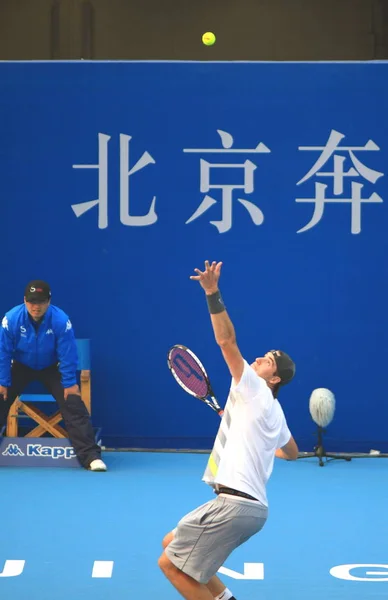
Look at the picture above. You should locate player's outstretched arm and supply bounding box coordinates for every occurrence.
[190,260,244,384]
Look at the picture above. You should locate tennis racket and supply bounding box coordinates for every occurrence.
[167,344,224,416]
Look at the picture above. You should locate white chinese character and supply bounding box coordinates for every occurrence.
[71,133,157,229]
[296,130,384,234]
[72,133,109,229]
[183,130,270,233]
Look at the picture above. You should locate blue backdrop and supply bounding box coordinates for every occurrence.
[1,61,387,452]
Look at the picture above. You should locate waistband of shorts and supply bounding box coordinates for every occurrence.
[215,486,258,502]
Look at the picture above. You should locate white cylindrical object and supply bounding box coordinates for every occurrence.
[309,387,336,427]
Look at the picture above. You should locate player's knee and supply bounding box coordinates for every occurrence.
[157,552,168,571]
[158,552,176,576]
[162,531,175,549]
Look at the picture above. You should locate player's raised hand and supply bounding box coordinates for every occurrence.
[190,260,223,294]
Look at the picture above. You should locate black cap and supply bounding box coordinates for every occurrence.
[270,350,295,386]
[24,280,51,304]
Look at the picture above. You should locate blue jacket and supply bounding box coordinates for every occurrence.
[0,304,78,388]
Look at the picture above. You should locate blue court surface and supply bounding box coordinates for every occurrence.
[0,452,387,600]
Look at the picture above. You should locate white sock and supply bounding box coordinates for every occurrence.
[215,589,233,600]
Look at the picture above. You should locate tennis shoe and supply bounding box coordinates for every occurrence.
[89,459,107,472]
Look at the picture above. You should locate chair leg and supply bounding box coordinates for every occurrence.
[6,399,21,437]
[5,371,93,439]
[27,411,67,438]
[80,370,91,414]
[19,403,67,438]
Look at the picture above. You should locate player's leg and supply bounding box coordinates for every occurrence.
[206,576,234,600]
[161,530,234,600]
[159,495,266,600]
[158,553,214,600]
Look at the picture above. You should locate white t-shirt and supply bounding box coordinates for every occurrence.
[203,359,291,507]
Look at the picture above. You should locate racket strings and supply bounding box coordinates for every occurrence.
[169,347,209,398]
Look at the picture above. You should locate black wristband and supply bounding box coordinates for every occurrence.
[206,290,226,314]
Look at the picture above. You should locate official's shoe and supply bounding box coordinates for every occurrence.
[89,459,107,472]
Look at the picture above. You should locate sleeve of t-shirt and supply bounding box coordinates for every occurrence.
[277,417,292,448]
[231,359,271,409]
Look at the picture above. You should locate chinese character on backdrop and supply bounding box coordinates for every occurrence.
[296,130,384,234]
[71,133,157,229]
[183,130,271,233]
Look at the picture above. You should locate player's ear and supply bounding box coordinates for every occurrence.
[270,375,281,385]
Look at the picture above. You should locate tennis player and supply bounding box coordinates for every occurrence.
[158,260,298,600]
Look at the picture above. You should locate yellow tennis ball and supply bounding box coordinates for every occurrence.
[202,32,216,46]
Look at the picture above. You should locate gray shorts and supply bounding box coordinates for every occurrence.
[165,494,268,584]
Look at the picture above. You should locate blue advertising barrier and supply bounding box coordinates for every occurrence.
[1,61,388,452]
[0,436,81,468]
[0,427,102,468]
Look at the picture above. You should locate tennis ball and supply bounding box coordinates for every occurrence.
[202,32,216,46]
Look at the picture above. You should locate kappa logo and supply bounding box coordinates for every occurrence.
[2,444,25,457]
[2,316,8,330]
[46,329,54,335]
[27,444,76,459]
[1,443,76,459]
